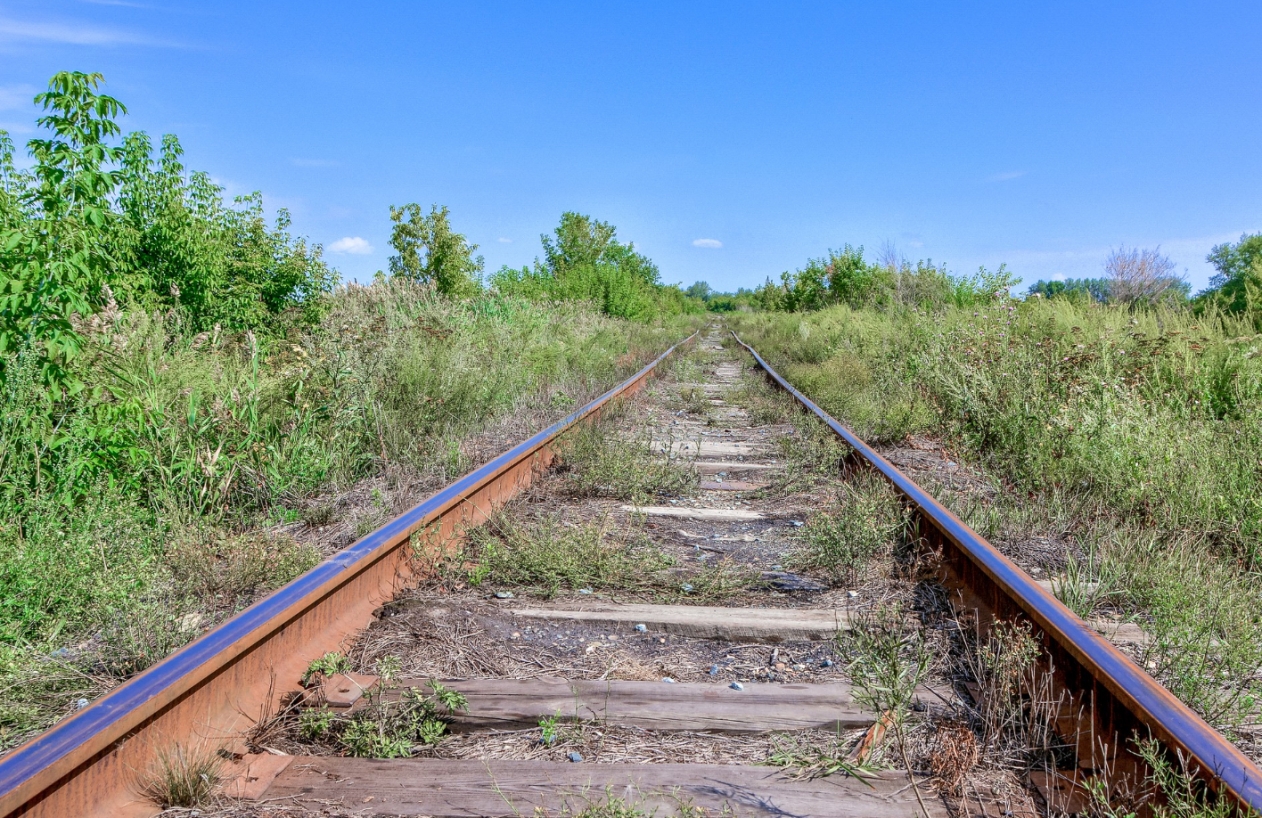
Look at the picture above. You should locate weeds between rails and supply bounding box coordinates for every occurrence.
[142,333,1240,816]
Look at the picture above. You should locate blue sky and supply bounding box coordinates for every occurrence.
[2,1,1259,293]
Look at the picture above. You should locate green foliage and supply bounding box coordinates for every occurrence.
[1028,277,1111,302]
[387,203,483,297]
[561,422,698,503]
[302,651,351,685]
[491,212,702,321]
[1197,233,1262,323]
[0,71,337,394]
[758,244,1019,314]
[793,470,908,586]
[336,673,468,758]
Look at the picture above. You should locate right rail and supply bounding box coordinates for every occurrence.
[733,331,1262,812]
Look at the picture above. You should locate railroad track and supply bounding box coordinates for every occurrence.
[0,328,1259,817]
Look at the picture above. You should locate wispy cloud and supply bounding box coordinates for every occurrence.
[988,170,1026,182]
[0,84,36,111]
[329,236,373,255]
[291,157,337,168]
[692,238,722,249]
[497,237,512,244]
[0,16,176,47]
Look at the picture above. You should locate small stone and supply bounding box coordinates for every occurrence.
[709,664,719,676]
[681,583,694,593]
[585,644,597,654]
[847,590,858,598]
[774,662,786,671]
[658,637,667,644]
[495,591,514,599]
[662,677,675,683]
[821,659,834,668]
[793,663,806,671]
[567,752,583,763]
[634,624,648,633]
[608,635,618,641]
[578,588,593,595]
[75,698,89,710]
[772,565,783,571]
[790,520,804,527]
[729,682,744,691]
[510,632,521,640]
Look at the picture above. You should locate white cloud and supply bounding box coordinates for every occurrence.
[0,84,36,111]
[329,236,372,255]
[497,237,512,244]
[0,17,175,46]
[692,238,722,249]
[988,171,1026,182]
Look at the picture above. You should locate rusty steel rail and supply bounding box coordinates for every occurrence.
[732,332,1262,812]
[0,333,696,818]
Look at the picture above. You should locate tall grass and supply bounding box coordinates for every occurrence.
[729,298,1262,736]
[0,279,693,749]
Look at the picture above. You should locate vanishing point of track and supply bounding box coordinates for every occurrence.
[0,329,1258,817]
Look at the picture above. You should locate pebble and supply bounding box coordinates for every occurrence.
[847,590,858,598]
[510,632,521,640]
[821,659,834,668]
[567,752,583,763]
[709,664,720,676]
[789,520,804,527]
[774,662,786,671]
[75,698,89,710]
[662,677,675,684]
[634,624,648,633]
[681,583,694,593]
[729,682,744,691]
[494,591,514,599]
[772,565,783,571]
[578,588,593,595]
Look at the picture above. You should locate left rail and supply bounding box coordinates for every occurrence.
[0,333,696,818]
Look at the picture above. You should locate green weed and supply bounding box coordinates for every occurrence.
[791,470,908,585]
[561,422,697,504]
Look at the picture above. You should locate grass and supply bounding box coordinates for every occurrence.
[459,510,751,603]
[729,299,1262,746]
[141,743,223,809]
[560,421,698,504]
[0,279,699,750]
[790,470,909,586]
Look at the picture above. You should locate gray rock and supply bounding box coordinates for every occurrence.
[709,664,720,676]
[758,571,827,593]
[567,752,583,763]
[729,682,744,691]
[494,591,514,599]
[661,677,675,684]
[634,623,648,633]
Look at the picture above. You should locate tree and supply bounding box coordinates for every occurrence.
[0,71,126,391]
[387,203,483,297]
[1200,233,1262,315]
[1104,246,1187,306]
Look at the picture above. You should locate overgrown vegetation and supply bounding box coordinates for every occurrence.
[791,470,909,586]
[460,512,750,602]
[560,422,699,504]
[729,238,1262,776]
[300,654,467,758]
[0,72,698,751]
[491,212,703,320]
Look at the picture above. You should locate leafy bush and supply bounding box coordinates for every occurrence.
[491,212,702,320]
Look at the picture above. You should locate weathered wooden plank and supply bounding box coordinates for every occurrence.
[262,758,942,817]
[375,678,874,732]
[651,440,767,457]
[699,480,764,491]
[620,505,765,521]
[695,460,780,473]
[498,602,850,641]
